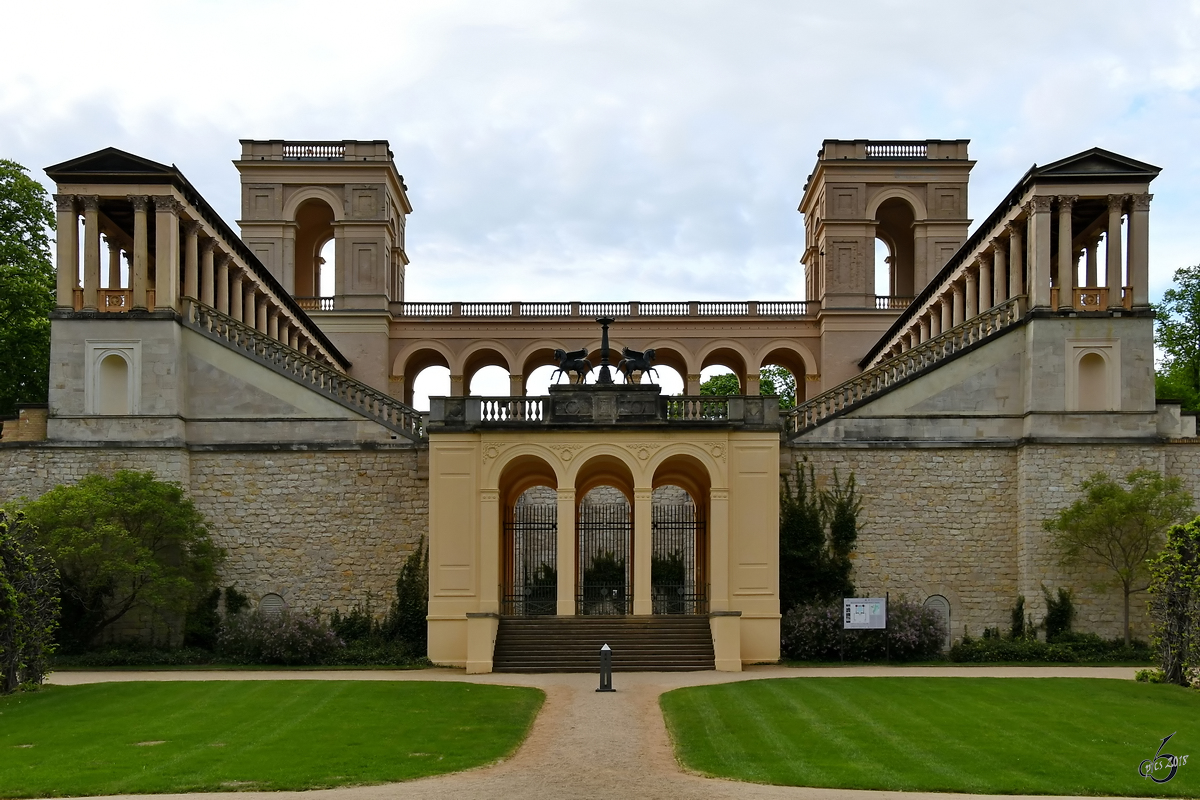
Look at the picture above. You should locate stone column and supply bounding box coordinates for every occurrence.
[1006,221,1024,298]
[745,372,761,396]
[53,195,78,309]
[965,270,978,319]
[508,374,524,397]
[199,239,216,306]
[230,269,244,321]
[709,488,730,612]
[215,253,230,314]
[479,490,500,614]
[1106,194,1126,309]
[183,220,201,300]
[1056,196,1077,310]
[686,373,702,395]
[1026,197,1053,308]
[244,284,258,328]
[556,488,577,616]
[992,240,1008,303]
[268,308,279,340]
[929,308,941,338]
[632,487,653,616]
[1085,234,1100,286]
[979,253,993,312]
[80,196,101,311]
[952,283,965,325]
[449,375,466,397]
[919,316,930,343]
[1129,193,1152,308]
[279,320,290,348]
[256,295,269,333]
[153,196,181,311]
[941,296,953,332]
[129,196,150,310]
[105,235,122,289]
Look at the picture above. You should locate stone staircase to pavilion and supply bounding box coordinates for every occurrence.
[183,299,426,442]
[491,616,716,672]
[783,295,1025,440]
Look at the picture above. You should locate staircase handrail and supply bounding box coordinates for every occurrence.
[183,299,426,442]
[783,295,1026,438]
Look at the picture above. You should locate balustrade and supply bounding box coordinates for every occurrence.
[391,300,811,318]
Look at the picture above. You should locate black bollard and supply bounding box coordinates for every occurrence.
[596,643,615,692]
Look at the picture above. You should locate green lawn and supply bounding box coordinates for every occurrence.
[661,677,1198,797]
[0,681,543,797]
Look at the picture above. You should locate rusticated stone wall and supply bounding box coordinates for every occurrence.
[0,445,428,621]
[786,440,1200,643]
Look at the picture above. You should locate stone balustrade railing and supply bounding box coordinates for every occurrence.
[184,300,425,441]
[299,299,817,318]
[666,397,729,421]
[784,295,1025,438]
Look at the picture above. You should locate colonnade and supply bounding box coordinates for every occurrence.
[53,192,339,368]
[875,191,1152,365]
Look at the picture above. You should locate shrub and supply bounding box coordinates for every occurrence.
[1010,595,1026,640]
[781,598,945,662]
[223,586,250,616]
[1147,516,1200,686]
[52,645,217,668]
[949,632,1152,664]
[0,510,59,692]
[183,588,221,651]
[217,610,342,666]
[1042,585,1075,642]
[779,461,860,614]
[380,539,428,658]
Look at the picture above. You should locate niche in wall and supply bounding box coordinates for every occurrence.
[85,340,141,415]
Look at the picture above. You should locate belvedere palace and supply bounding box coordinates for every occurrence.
[1,137,1196,671]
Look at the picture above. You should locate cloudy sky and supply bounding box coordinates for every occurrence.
[4,0,1199,310]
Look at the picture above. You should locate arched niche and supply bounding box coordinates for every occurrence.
[98,353,130,415]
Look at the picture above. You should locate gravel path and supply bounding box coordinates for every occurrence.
[46,665,1140,800]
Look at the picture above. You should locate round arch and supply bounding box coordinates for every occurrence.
[572,452,638,504]
[394,343,453,406]
[293,197,336,298]
[282,186,347,223]
[865,186,928,221]
[636,339,695,382]
[498,453,560,510]
[651,452,713,506]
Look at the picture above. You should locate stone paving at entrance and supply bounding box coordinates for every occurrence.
[48,666,1139,800]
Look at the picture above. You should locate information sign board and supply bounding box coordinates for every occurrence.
[843,597,887,630]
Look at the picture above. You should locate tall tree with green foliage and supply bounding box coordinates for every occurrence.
[779,460,860,613]
[1043,469,1194,646]
[1155,263,1200,413]
[18,471,224,651]
[0,510,59,693]
[0,160,56,416]
[1147,516,1200,687]
[382,538,428,658]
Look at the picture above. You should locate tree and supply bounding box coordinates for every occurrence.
[0,510,59,693]
[779,460,860,613]
[1147,516,1200,687]
[1043,469,1194,646]
[18,471,224,651]
[1155,264,1200,413]
[698,366,797,410]
[0,160,55,416]
[381,537,427,658]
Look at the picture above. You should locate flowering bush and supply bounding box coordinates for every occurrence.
[781,598,946,662]
[217,609,343,666]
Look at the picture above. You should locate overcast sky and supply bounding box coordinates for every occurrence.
[3,0,1198,309]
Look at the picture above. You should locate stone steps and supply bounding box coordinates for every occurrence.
[492,615,715,673]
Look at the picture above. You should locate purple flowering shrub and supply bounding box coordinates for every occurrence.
[781,598,946,662]
[217,609,344,665]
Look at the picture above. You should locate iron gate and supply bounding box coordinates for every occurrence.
[576,503,631,615]
[502,503,557,616]
[652,504,708,614]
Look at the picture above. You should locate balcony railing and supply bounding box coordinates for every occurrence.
[865,142,928,158]
[876,295,914,310]
[283,142,345,160]
[72,288,156,311]
[1050,286,1133,312]
[294,296,335,311]
[393,300,813,319]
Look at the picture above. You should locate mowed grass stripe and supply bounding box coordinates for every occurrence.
[0,681,544,797]
[660,677,1200,797]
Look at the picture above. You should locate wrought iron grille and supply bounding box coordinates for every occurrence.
[502,504,558,616]
[652,503,708,614]
[576,503,631,615]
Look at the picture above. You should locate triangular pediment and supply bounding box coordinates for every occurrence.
[1034,147,1160,181]
[45,147,176,182]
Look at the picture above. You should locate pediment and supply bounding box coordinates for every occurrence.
[45,147,175,182]
[1034,148,1160,181]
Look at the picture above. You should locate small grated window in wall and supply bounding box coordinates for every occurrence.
[259,593,287,616]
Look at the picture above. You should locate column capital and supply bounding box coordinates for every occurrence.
[1107,193,1129,212]
[1004,220,1022,237]
[78,195,100,212]
[53,193,77,212]
[710,488,730,502]
[152,195,182,214]
[199,237,218,255]
[480,489,500,503]
[128,195,150,212]
[633,488,653,501]
[1056,194,1078,209]
[1131,193,1153,211]
[1026,195,1053,213]
[556,487,577,500]
[214,250,231,267]
[183,219,203,237]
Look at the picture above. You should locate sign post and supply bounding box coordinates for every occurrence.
[843,594,889,663]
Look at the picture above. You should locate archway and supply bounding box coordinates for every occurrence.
[499,456,559,617]
[294,198,335,298]
[875,197,916,298]
[575,455,635,616]
[652,454,712,615]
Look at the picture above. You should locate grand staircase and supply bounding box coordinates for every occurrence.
[492,616,715,672]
